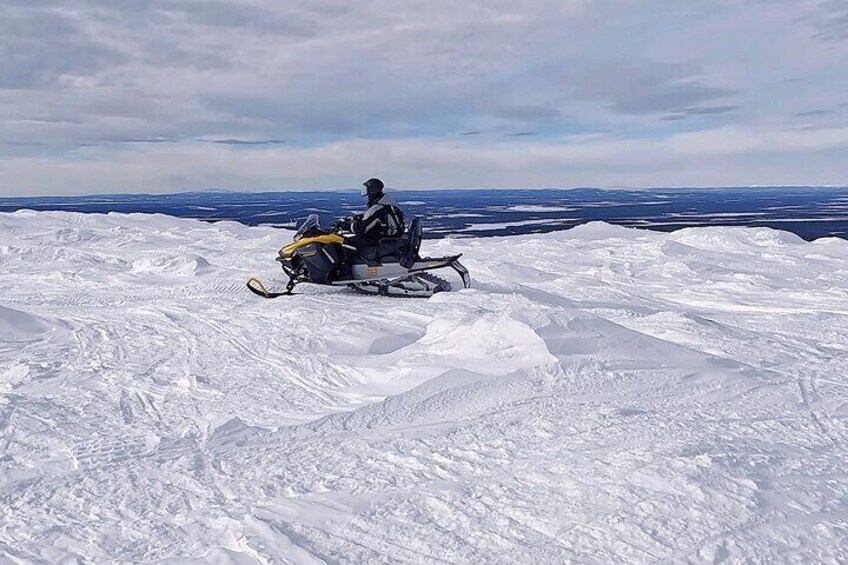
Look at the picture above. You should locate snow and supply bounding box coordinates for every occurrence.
[1,210,847,563]
[463,218,573,231]
[504,205,577,213]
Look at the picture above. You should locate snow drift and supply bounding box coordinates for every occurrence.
[0,210,846,563]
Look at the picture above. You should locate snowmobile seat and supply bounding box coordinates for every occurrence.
[356,239,403,266]
[376,238,405,258]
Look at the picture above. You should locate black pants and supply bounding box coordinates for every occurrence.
[346,235,405,266]
[345,234,378,250]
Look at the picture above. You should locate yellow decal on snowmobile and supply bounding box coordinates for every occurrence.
[280,234,345,256]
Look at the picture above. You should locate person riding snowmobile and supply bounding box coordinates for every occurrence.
[245,178,471,297]
[340,178,405,250]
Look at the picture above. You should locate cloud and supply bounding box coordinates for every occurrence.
[205,138,287,146]
[610,85,734,115]
[810,0,848,40]
[2,125,846,196]
[0,1,847,194]
[0,5,124,88]
[157,0,319,36]
[558,58,738,118]
[794,109,833,117]
[662,106,739,121]
[487,105,562,122]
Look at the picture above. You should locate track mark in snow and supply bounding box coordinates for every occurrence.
[72,438,151,471]
[797,372,841,447]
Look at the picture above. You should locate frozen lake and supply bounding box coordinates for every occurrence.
[2,186,848,240]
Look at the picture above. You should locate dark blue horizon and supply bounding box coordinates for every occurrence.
[2,186,848,241]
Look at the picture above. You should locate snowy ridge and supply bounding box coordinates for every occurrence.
[1,210,846,563]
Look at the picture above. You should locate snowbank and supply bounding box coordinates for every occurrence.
[0,211,846,563]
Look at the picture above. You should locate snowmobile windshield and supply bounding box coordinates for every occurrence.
[294,214,320,241]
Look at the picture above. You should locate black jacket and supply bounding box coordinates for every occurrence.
[352,193,405,242]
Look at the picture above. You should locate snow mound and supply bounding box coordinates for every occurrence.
[0,211,846,563]
[563,219,642,239]
[131,255,214,276]
[0,305,53,341]
[671,225,806,250]
[411,311,556,373]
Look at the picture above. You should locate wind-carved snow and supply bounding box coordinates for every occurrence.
[1,210,847,563]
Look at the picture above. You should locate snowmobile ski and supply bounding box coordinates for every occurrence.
[246,277,296,298]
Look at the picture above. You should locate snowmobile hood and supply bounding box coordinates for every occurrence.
[280,233,345,257]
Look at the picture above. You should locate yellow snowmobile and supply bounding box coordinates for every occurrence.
[247,214,470,298]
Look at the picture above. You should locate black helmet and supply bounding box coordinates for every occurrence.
[362,178,384,200]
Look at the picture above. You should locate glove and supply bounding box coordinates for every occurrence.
[344,215,364,232]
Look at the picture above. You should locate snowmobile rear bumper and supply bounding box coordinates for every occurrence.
[411,254,471,289]
[449,258,471,289]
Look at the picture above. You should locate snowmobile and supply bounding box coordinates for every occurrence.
[247,214,471,298]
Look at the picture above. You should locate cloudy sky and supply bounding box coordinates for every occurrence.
[1,0,847,195]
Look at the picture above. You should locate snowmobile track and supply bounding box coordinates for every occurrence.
[348,271,453,297]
